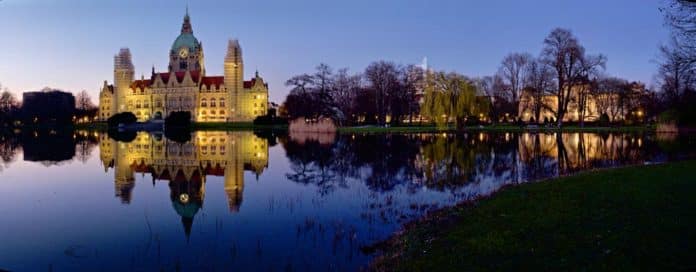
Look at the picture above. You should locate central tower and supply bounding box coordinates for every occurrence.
[224,40,243,120]
[169,9,205,74]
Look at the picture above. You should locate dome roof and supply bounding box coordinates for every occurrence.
[171,33,200,53]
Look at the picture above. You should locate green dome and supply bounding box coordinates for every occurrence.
[172,199,201,219]
[171,33,200,53]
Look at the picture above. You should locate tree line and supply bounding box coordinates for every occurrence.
[282,62,422,126]
[282,27,663,127]
[476,28,659,126]
[0,84,98,127]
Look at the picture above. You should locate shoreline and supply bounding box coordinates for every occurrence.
[68,122,656,134]
[366,160,696,271]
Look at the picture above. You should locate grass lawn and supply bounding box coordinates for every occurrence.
[370,161,696,271]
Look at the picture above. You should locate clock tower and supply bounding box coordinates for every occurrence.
[169,9,205,75]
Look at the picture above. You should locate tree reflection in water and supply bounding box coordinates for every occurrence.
[284,131,685,201]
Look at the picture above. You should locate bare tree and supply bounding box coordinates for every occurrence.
[522,58,554,123]
[541,28,606,126]
[76,90,96,110]
[657,41,695,104]
[400,65,424,124]
[314,63,335,108]
[663,0,696,61]
[498,53,532,111]
[475,75,509,123]
[364,61,401,125]
[595,77,629,122]
[331,68,362,123]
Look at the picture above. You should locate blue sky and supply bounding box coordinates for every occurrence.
[0,0,670,103]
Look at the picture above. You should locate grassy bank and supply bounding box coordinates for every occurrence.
[370,161,696,271]
[339,124,655,134]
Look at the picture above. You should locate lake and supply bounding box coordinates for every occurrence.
[0,130,692,271]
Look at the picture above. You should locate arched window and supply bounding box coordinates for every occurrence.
[210,98,216,107]
[201,98,207,107]
[211,110,216,115]
[219,98,225,107]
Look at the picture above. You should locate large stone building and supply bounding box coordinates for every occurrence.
[518,82,646,123]
[98,10,269,122]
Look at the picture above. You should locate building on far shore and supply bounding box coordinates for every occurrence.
[518,82,646,123]
[98,9,269,123]
[22,90,75,124]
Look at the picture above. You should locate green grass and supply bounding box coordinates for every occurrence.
[371,161,696,271]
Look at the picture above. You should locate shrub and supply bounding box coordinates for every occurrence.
[165,111,191,128]
[107,112,137,127]
[599,113,610,126]
[253,115,289,126]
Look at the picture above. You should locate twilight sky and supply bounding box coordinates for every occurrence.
[0,0,670,103]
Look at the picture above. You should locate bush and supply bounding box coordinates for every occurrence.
[165,111,191,128]
[107,129,137,142]
[598,113,610,126]
[164,129,191,143]
[253,115,289,126]
[107,112,137,127]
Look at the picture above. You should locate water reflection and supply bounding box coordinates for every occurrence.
[0,130,693,270]
[99,131,269,236]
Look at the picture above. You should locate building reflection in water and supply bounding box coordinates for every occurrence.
[99,131,269,236]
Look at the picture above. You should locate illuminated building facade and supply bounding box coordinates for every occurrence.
[518,82,646,123]
[98,10,269,122]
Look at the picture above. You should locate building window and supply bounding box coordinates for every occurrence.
[210,98,216,107]
[180,61,187,70]
[156,99,162,107]
[219,98,225,107]
[220,110,225,115]
[211,110,216,115]
[201,110,207,115]
[201,98,207,107]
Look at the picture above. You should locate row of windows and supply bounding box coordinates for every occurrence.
[201,145,226,155]
[200,110,226,115]
[201,98,225,107]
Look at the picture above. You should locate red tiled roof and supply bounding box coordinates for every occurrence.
[200,76,224,90]
[152,70,201,85]
[130,80,152,91]
[243,78,267,89]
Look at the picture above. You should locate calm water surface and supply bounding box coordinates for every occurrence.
[0,130,692,271]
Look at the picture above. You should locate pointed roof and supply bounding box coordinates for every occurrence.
[171,9,200,53]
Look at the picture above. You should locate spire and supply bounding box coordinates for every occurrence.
[181,6,193,34]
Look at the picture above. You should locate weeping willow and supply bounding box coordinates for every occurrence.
[421,71,488,127]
